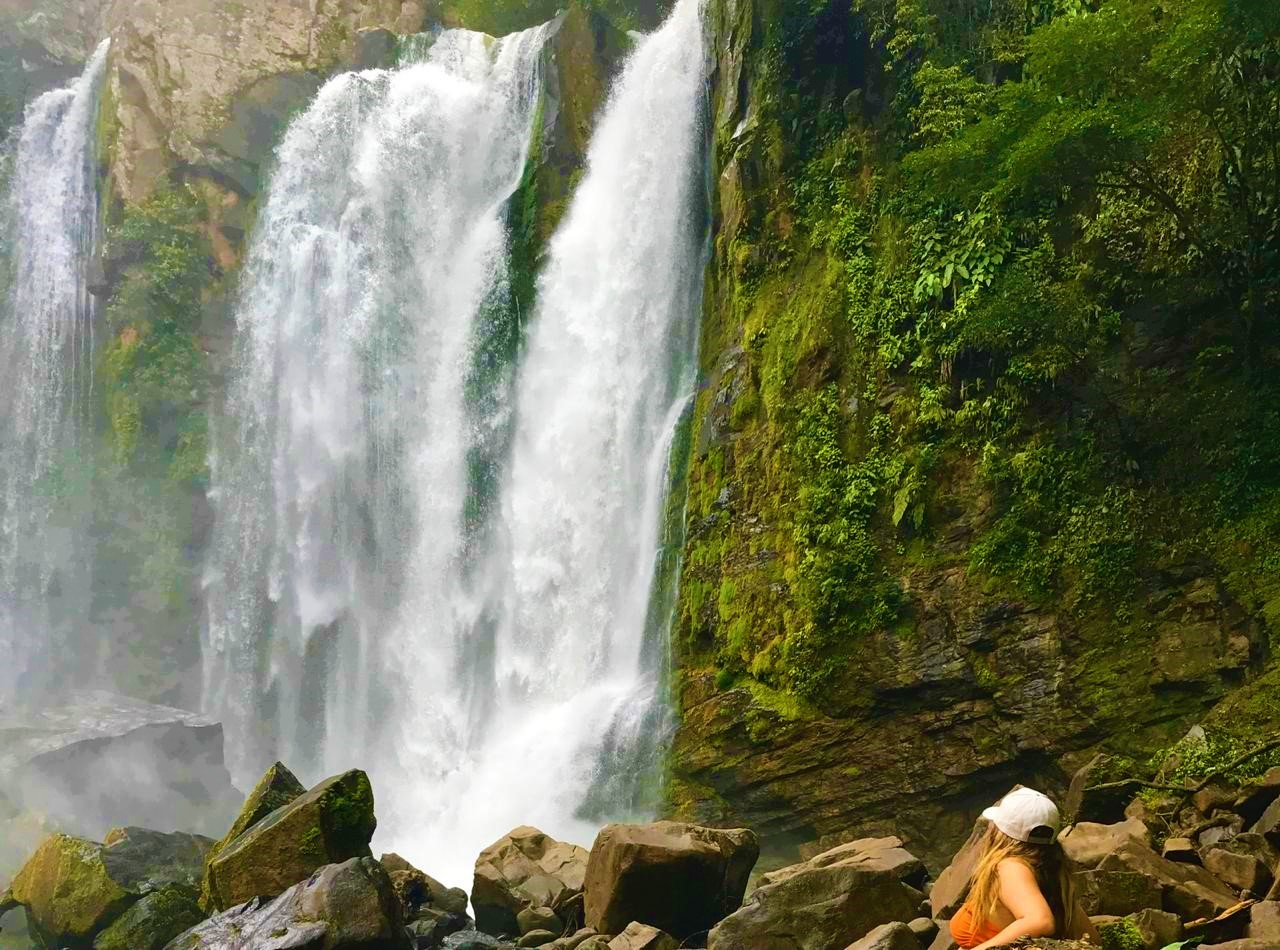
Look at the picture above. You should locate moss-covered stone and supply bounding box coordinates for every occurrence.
[92,883,204,950]
[198,761,305,912]
[203,770,377,912]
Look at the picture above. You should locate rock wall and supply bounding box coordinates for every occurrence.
[665,0,1277,872]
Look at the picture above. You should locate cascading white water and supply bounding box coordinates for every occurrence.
[204,25,550,779]
[0,43,109,703]
[207,0,706,888]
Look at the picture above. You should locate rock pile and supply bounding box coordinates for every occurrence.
[4,759,1280,949]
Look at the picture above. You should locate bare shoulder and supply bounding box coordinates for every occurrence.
[995,857,1038,881]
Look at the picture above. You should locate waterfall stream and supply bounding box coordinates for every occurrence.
[205,0,706,885]
[0,43,109,703]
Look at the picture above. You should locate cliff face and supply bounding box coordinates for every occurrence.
[667,0,1279,871]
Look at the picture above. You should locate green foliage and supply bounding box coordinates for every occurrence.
[1153,730,1280,785]
[440,0,671,34]
[1099,919,1146,950]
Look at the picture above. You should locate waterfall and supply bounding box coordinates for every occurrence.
[206,0,706,887]
[0,42,109,703]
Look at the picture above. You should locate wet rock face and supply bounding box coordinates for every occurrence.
[101,0,428,202]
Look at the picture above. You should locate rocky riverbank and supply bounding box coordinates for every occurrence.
[4,743,1280,950]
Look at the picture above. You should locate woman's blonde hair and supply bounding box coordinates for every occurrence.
[966,822,1080,936]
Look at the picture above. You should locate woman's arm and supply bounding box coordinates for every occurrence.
[971,859,1057,950]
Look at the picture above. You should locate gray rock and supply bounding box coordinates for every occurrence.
[606,922,678,950]
[473,827,588,938]
[1099,841,1238,919]
[1162,837,1199,864]
[1204,847,1272,893]
[517,906,562,937]
[0,692,239,844]
[518,931,559,948]
[444,933,515,950]
[1128,908,1182,949]
[166,856,409,949]
[584,822,758,940]
[908,917,938,942]
[708,837,921,950]
[1245,900,1280,941]
[1060,819,1150,869]
[1076,869,1164,916]
[843,921,919,950]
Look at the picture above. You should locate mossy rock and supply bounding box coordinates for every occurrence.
[203,769,376,912]
[0,834,136,949]
[198,761,305,912]
[91,883,204,950]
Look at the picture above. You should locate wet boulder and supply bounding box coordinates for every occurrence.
[198,761,306,911]
[1097,840,1239,919]
[583,821,758,939]
[707,836,922,950]
[93,883,204,950]
[167,856,408,949]
[202,769,377,912]
[0,827,211,948]
[473,827,589,937]
[606,922,677,950]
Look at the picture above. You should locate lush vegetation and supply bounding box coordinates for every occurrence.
[91,186,213,700]
[440,0,672,34]
[680,0,1280,712]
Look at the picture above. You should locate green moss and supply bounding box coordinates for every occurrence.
[321,773,376,852]
[1098,919,1145,950]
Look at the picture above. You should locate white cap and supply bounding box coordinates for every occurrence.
[982,788,1061,845]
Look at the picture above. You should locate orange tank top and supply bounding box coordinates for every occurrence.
[949,902,1003,949]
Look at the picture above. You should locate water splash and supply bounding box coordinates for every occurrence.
[0,42,109,703]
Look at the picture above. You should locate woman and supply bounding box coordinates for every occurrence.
[949,788,1099,949]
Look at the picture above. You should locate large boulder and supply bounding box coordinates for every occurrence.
[0,692,239,847]
[167,856,409,949]
[473,827,589,937]
[707,837,922,950]
[0,827,211,948]
[202,769,377,912]
[606,922,677,950]
[198,761,306,911]
[1097,840,1239,919]
[381,852,469,917]
[929,818,990,919]
[844,921,920,950]
[93,883,204,950]
[1059,819,1150,869]
[583,822,758,940]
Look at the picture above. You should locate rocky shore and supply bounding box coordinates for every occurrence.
[3,749,1280,950]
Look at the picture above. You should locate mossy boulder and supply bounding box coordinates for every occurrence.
[0,828,212,949]
[198,761,306,912]
[203,769,376,912]
[92,883,204,950]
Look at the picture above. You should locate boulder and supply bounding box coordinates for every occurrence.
[1064,755,1131,825]
[406,911,472,948]
[167,856,408,949]
[843,921,919,950]
[518,906,563,936]
[930,818,990,919]
[584,822,758,939]
[1075,869,1163,916]
[1098,841,1239,919]
[198,761,305,911]
[1203,847,1272,893]
[1250,793,1280,841]
[606,922,678,950]
[1162,837,1199,864]
[203,769,377,911]
[1,828,212,947]
[93,884,204,950]
[707,837,921,950]
[519,931,559,948]
[1059,819,1150,869]
[927,931,958,950]
[0,692,239,842]
[909,916,938,942]
[1245,901,1280,940]
[473,827,589,937]
[1235,768,1280,825]
[1197,942,1277,950]
[381,852,470,923]
[1127,908,1182,949]
[444,932,516,949]
[1194,783,1240,816]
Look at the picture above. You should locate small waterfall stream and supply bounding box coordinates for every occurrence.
[205,0,707,885]
[0,42,109,703]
